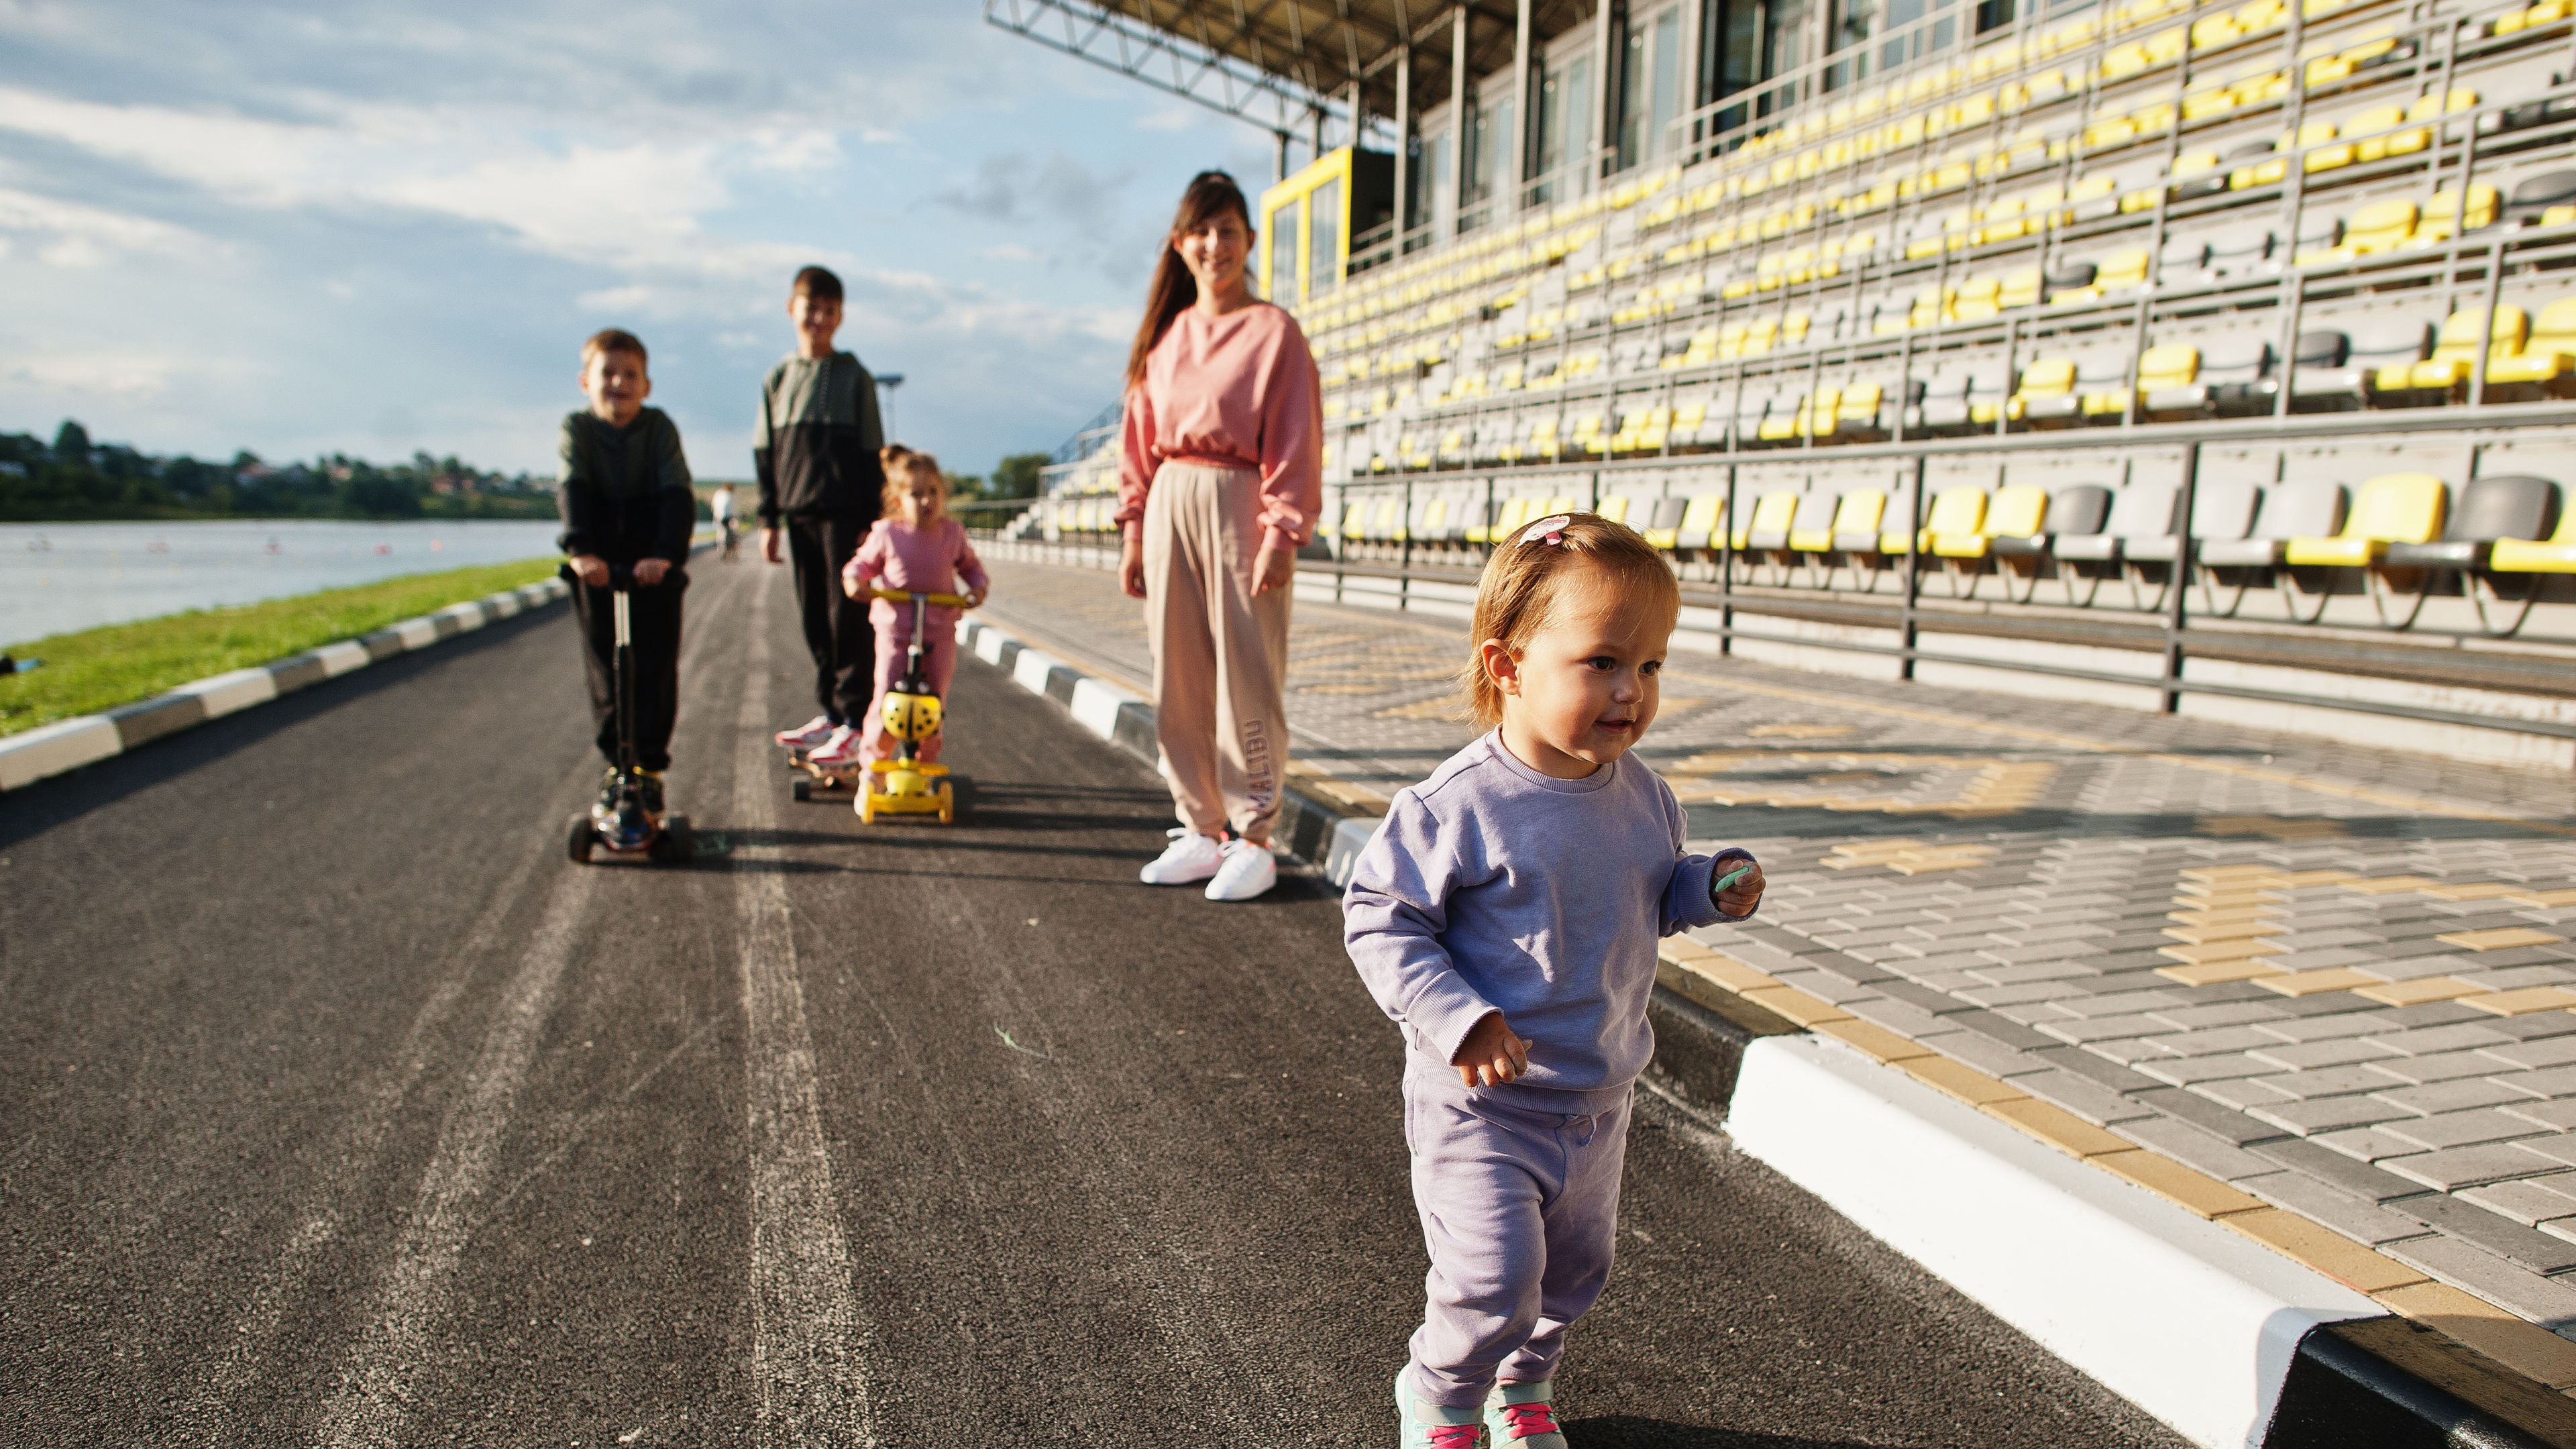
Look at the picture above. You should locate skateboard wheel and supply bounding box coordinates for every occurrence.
[653,813,694,865]
[792,777,812,802]
[566,814,594,863]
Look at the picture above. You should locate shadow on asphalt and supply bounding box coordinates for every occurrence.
[0,605,564,853]
[1566,1419,1933,1448]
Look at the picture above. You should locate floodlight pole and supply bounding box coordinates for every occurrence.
[1393,46,1413,248]
[875,372,904,442]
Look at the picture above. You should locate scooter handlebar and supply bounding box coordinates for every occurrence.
[866,588,977,607]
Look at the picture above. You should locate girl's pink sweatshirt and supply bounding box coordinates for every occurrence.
[842,516,990,639]
[1116,301,1324,554]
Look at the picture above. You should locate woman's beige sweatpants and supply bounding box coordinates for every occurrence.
[1143,460,1293,845]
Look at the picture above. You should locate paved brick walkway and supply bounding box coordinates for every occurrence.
[979,548,2576,1338]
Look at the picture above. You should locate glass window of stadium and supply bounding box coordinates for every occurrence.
[1615,6,1682,170]
[1408,129,1451,248]
[1529,54,1593,205]
[1462,89,1511,231]
[1305,176,1341,300]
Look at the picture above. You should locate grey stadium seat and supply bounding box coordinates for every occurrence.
[1993,484,2110,559]
[2127,476,2261,563]
[2384,474,2561,569]
[2200,478,2347,566]
[2056,479,2179,561]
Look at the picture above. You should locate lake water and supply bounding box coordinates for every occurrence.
[0,519,565,646]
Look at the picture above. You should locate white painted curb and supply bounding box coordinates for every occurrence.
[1727,1033,2381,1449]
[0,574,576,794]
[174,667,279,719]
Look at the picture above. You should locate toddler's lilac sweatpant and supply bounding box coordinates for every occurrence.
[1402,1065,1633,1409]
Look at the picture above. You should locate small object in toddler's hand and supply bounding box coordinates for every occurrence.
[1713,863,1754,894]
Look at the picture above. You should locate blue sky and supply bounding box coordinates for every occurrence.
[0,0,1286,480]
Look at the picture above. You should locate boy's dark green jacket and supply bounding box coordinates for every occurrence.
[555,407,696,566]
[752,351,884,525]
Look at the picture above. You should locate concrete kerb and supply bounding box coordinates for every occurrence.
[958,608,2576,1449]
[0,577,574,794]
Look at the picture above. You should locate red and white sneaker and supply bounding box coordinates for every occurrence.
[774,714,836,749]
[806,726,862,769]
[1485,1381,1566,1448]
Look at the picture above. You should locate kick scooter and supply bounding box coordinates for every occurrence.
[853,587,975,824]
[568,565,693,865]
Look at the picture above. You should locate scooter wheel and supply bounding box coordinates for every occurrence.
[567,814,594,864]
[653,813,695,865]
[858,784,876,824]
[936,781,954,824]
[792,777,812,802]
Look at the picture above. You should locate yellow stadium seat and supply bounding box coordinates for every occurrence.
[2415,184,2501,244]
[2097,250,2151,290]
[2014,357,2078,423]
[2485,297,2576,392]
[1925,486,1994,555]
[1802,490,1886,553]
[1735,490,1801,551]
[1952,276,2004,321]
[1758,399,1808,444]
[1837,383,1886,434]
[2394,306,2528,392]
[1983,484,2051,547]
[2000,268,2045,309]
[2284,474,2447,565]
[2343,105,2415,162]
[2491,498,2576,573]
[1599,495,1632,525]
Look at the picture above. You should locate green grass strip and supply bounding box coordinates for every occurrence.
[1,557,563,737]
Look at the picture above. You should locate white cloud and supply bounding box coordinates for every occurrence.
[0,183,197,261]
[0,345,184,398]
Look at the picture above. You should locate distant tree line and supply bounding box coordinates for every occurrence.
[0,420,558,522]
[945,452,1049,510]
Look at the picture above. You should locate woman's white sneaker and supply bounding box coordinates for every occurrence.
[1203,839,1277,901]
[1140,830,1225,885]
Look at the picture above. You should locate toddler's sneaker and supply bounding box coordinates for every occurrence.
[1139,828,1224,885]
[1397,1373,1483,1448]
[774,714,836,749]
[1484,1382,1564,1448]
[806,726,862,769]
[1203,838,1277,901]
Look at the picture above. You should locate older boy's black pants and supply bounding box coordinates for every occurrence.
[785,515,875,724]
[571,572,686,772]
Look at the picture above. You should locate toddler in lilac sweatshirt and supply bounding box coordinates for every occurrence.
[1344,513,1764,1449]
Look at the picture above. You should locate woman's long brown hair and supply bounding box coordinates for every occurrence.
[1124,170,1254,390]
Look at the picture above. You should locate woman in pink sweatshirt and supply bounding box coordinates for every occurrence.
[836,445,989,779]
[1117,169,1324,903]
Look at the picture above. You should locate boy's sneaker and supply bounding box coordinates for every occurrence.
[806,726,861,769]
[1397,1373,1483,1448]
[1203,839,1277,901]
[1484,1382,1565,1448]
[1139,828,1224,885]
[774,714,836,749]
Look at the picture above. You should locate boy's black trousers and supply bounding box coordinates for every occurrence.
[784,515,875,724]
[570,570,687,772]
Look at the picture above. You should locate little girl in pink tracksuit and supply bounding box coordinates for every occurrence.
[839,445,989,769]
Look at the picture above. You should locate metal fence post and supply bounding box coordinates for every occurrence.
[2161,441,2201,712]
[1721,463,1739,655]
[1900,451,1927,680]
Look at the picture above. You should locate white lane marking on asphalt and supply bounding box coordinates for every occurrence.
[312,867,594,1448]
[733,573,877,1448]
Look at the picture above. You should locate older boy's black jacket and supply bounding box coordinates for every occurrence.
[555,407,696,566]
[753,352,884,525]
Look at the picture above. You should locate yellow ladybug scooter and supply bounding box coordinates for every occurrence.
[857,586,975,824]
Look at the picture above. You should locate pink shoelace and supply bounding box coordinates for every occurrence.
[1423,1426,1480,1448]
[1497,1400,1562,1439]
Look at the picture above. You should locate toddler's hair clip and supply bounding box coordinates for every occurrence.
[1517,514,1572,548]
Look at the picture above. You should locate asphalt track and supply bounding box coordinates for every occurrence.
[0,559,2186,1448]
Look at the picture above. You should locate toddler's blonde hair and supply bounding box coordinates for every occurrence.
[880,444,948,523]
[1460,513,1681,727]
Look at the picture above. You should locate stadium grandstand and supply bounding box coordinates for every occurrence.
[986,0,2576,765]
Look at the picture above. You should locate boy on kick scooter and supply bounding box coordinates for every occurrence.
[555,327,696,849]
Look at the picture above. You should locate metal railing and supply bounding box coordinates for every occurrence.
[1286,404,2576,740]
